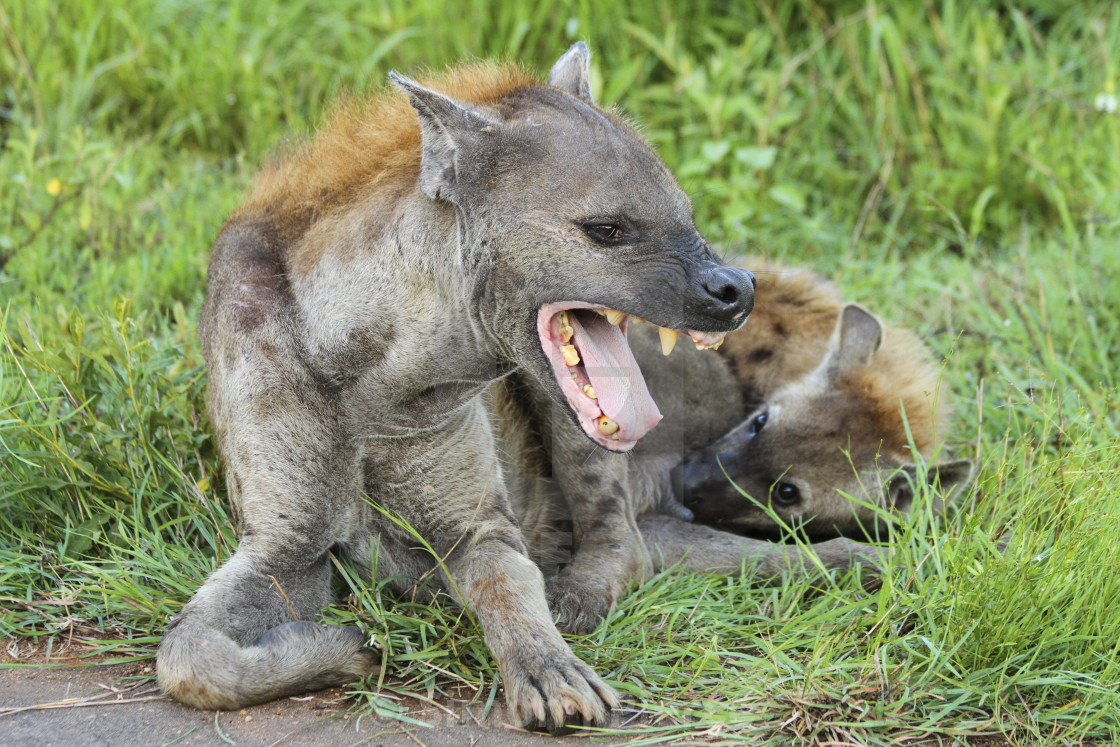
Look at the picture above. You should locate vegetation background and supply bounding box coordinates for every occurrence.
[2,1,1118,743]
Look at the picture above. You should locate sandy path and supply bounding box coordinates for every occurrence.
[0,652,623,747]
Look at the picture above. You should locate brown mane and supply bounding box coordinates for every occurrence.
[852,327,950,458]
[238,62,537,236]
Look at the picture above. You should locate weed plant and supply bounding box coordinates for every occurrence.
[2,1,1118,743]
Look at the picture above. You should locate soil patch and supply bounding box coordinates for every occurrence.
[1,643,629,746]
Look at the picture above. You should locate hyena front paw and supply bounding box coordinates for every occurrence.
[545,572,613,635]
[502,641,620,733]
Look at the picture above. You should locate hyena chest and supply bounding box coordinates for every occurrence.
[329,320,508,438]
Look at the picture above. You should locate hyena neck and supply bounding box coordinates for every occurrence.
[289,191,506,397]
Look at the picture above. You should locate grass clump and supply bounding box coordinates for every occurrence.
[2,0,1119,743]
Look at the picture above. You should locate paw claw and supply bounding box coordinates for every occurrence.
[503,645,618,733]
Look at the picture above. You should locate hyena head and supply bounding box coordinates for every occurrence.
[674,305,974,540]
[392,43,755,452]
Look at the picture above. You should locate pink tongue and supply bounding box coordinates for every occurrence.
[568,313,662,440]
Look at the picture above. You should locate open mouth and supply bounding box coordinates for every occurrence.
[537,302,730,452]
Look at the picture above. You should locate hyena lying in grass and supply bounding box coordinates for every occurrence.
[159,45,874,731]
[636,260,975,544]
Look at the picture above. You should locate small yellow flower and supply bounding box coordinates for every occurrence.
[196,477,210,492]
[46,178,63,196]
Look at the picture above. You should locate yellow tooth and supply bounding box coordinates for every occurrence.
[658,327,678,356]
[561,345,580,366]
[604,309,626,325]
[582,384,597,399]
[596,416,619,436]
[557,311,575,342]
[693,335,727,351]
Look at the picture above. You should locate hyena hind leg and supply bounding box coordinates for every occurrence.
[637,513,886,578]
[157,550,378,710]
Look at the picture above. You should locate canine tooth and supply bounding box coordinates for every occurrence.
[561,345,580,366]
[582,384,597,399]
[658,327,678,356]
[603,309,625,325]
[596,416,619,436]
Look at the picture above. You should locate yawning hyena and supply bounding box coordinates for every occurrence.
[157,44,784,731]
[662,259,974,541]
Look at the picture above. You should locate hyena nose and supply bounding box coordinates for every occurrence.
[698,266,755,321]
[672,459,707,508]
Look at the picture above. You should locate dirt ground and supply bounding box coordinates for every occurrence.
[0,645,630,747]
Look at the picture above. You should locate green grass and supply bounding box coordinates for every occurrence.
[2,1,1119,743]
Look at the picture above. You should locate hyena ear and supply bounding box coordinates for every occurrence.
[548,42,594,105]
[389,72,499,202]
[827,304,884,381]
[886,458,976,515]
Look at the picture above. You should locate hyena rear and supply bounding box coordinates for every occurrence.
[158,45,778,731]
[666,259,974,540]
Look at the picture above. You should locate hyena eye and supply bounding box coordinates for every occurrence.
[584,223,625,242]
[749,412,768,435]
[773,482,800,506]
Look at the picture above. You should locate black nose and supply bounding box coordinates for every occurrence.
[698,266,755,321]
[672,458,715,508]
[669,462,695,507]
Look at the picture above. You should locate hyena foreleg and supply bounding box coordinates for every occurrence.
[370,402,620,732]
[448,535,620,731]
[542,424,653,634]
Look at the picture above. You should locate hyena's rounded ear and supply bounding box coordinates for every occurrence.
[389,72,499,202]
[826,304,884,381]
[886,458,976,515]
[548,42,594,105]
